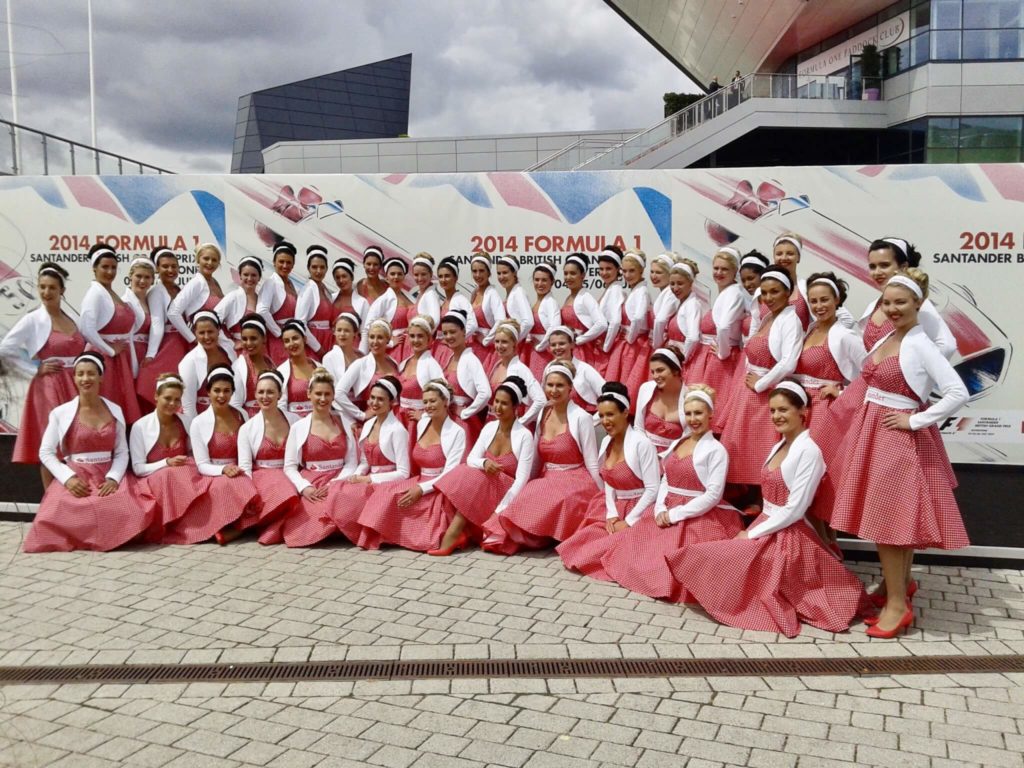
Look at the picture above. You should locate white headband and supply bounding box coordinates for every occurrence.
[75,352,105,374]
[534,263,556,278]
[412,257,434,270]
[192,310,220,327]
[238,256,263,274]
[282,318,307,335]
[332,258,354,276]
[307,245,328,259]
[272,242,295,256]
[373,377,399,400]
[761,271,792,291]
[241,317,267,334]
[424,381,451,401]
[497,255,519,271]
[257,370,284,387]
[471,254,492,271]
[671,262,694,279]
[409,316,434,334]
[651,348,682,370]
[499,378,526,404]
[206,367,234,387]
[809,277,840,297]
[565,254,588,273]
[544,363,575,383]
[151,247,175,261]
[336,311,361,329]
[602,391,631,410]
[494,321,520,340]
[128,257,154,272]
[684,389,715,411]
[882,237,909,260]
[740,255,765,270]
[886,274,923,299]
[653,253,675,270]
[773,236,802,254]
[598,249,622,268]
[156,375,184,391]
[90,246,116,267]
[364,246,384,260]
[368,318,393,335]
[548,325,576,341]
[774,380,808,405]
[716,246,742,261]
[383,257,407,274]
[39,266,65,281]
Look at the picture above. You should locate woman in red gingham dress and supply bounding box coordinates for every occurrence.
[24,353,158,553]
[557,383,661,578]
[439,310,491,446]
[357,379,467,552]
[525,263,560,381]
[559,253,607,367]
[230,314,277,417]
[281,367,359,547]
[604,252,652,408]
[257,242,300,365]
[602,386,743,602]
[832,271,968,638]
[667,382,869,638]
[738,251,769,341]
[481,362,602,554]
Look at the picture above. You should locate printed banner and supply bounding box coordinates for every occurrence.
[0,165,1021,464]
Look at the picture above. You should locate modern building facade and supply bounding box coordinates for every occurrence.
[231,54,412,174]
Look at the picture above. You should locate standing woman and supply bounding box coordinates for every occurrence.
[335,318,400,424]
[557,383,661,578]
[486,320,546,428]
[560,253,607,366]
[469,252,506,369]
[278,319,317,417]
[858,238,957,358]
[771,234,856,331]
[605,249,652,406]
[363,257,415,358]
[230,314,276,416]
[395,315,444,426]
[738,250,769,341]
[178,310,236,422]
[832,271,968,638]
[649,252,680,350]
[122,258,154,413]
[439,309,492,445]
[320,311,364,392]
[330,257,370,324]
[256,240,303,364]
[129,374,208,542]
[547,327,605,415]
[356,245,388,303]
[172,364,260,545]
[78,243,143,423]
[237,370,300,545]
[718,266,803,484]
[667,382,869,638]
[495,254,533,359]
[281,367,359,547]
[684,247,745,403]
[595,246,625,378]
[602,386,743,602]
[432,376,536,555]
[296,244,335,356]
[633,349,685,452]
[357,379,467,552]
[24,353,157,552]
[481,362,602,554]
[327,376,410,545]
[166,242,225,343]
[524,262,560,381]
[434,257,477,364]
[136,247,188,402]
[410,252,442,330]
[1,263,84,488]
[214,255,262,351]
[666,259,702,365]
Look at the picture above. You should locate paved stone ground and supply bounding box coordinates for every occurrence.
[1,521,1023,767]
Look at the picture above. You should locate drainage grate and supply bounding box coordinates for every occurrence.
[1,654,1021,687]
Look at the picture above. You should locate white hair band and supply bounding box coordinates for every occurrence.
[534,263,556,278]
[206,367,234,387]
[90,246,116,267]
[499,378,526,404]
[408,316,434,334]
[238,256,263,274]
[373,377,399,400]
[156,375,184,390]
[412,257,434,270]
[363,245,384,260]
[774,380,808,405]
[128,257,154,272]
[548,325,576,341]
[602,391,631,410]
[651,348,681,370]
[241,317,267,333]
[598,250,622,268]
[740,255,765,270]
[716,246,741,261]
[257,370,284,386]
[544,363,575,383]
[383,257,407,274]
[653,253,675,270]
[761,271,792,291]
[882,237,909,259]
[671,262,694,279]
[684,389,714,411]
[337,311,361,329]
[75,352,105,374]
[192,310,220,327]
[886,274,923,299]
[39,267,65,281]
[497,255,519,271]
[809,277,840,297]
[368,318,393,335]
[471,254,492,270]
[773,236,802,254]
[565,254,588,273]
[424,381,451,401]
[332,258,354,275]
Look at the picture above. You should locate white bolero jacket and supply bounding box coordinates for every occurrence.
[598,427,660,525]
[354,411,411,484]
[284,412,358,491]
[237,408,300,475]
[655,431,736,524]
[40,397,128,485]
[746,430,824,539]
[751,305,804,393]
[129,411,192,477]
[467,420,535,515]
[189,405,248,477]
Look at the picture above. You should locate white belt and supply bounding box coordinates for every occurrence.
[232,331,243,341]
[132,333,149,344]
[700,334,717,345]
[865,387,920,411]
[646,433,675,449]
[529,333,545,343]
[307,459,344,472]
[197,396,211,406]
[370,464,397,473]
[420,467,443,478]
[544,461,582,472]
[746,362,769,376]
[454,395,471,406]
[400,397,423,411]
[666,486,701,498]
[164,323,177,334]
[289,402,314,414]
[797,374,841,389]
[244,399,257,409]
[45,356,77,368]
[614,487,644,500]
[68,451,111,465]
[210,457,234,466]
[255,459,284,469]
[308,320,331,330]
[100,333,131,343]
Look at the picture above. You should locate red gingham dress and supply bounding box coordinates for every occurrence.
[796,344,846,523]
[561,303,597,366]
[13,328,84,464]
[356,442,452,552]
[137,303,190,405]
[281,429,349,547]
[267,291,298,364]
[286,372,312,416]
[666,465,868,637]
[718,334,779,484]
[445,368,483,446]
[327,440,396,547]
[435,451,517,530]
[602,452,743,602]
[790,290,811,330]
[684,310,741,406]
[308,285,335,355]
[88,301,142,424]
[245,435,298,545]
[238,355,275,417]
[23,416,157,553]
[397,367,424,428]
[525,307,553,382]
[556,460,644,579]
[392,303,414,362]
[470,305,495,370]
[643,408,683,450]
[140,421,212,541]
[163,429,258,545]
[831,355,968,549]
[605,306,652,409]
[863,314,895,352]
[481,424,599,554]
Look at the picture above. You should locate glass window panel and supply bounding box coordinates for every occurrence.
[931,29,962,58]
[963,0,1023,27]
[884,40,912,74]
[927,147,959,162]
[911,32,932,64]
[958,146,1021,161]
[912,2,932,34]
[959,116,1022,146]
[963,28,1022,57]
[928,117,961,146]
[932,0,963,28]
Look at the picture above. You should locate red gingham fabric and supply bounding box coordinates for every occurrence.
[444,369,483,445]
[683,310,741,409]
[327,441,390,547]
[246,437,298,545]
[136,326,189,407]
[13,329,84,464]
[605,308,651,409]
[86,302,142,424]
[281,430,348,548]
[397,368,424,428]
[435,451,517,529]
[797,343,847,524]
[643,409,684,445]
[719,334,777,484]
[790,291,811,330]
[560,303,598,366]
[266,292,298,365]
[524,307,554,382]
[141,421,212,541]
[862,315,895,352]
[308,290,335,353]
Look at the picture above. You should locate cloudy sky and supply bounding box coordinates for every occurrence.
[2,0,695,173]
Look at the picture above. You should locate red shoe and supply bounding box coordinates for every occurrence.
[869,579,917,608]
[866,606,914,638]
[427,531,469,557]
[214,531,228,546]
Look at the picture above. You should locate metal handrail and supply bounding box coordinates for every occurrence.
[524,138,625,172]
[1,118,174,175]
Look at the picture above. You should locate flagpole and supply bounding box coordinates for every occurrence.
[87,0,96,148]
[5,0,18,172]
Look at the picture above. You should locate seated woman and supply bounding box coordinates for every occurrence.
[170,364,261,545]
[432,376,536,555]
[278,319,317,416]
[326,375,411,545]
[600,385,743,602]
[357,379,467,552]
[281,367,359,547]
[230,314,276,416]
[178,310,236,422]
[24,353,157,552]
[666,381,869,638]
[237,370,301,545]
[129,374,210,542]
[481,361,602,554]
[633,348,685,452]
[395,315,444,426]
[486,320,545,428]
[556,382,661,577]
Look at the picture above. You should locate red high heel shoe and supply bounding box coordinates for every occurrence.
[214,531,228,546]
[427,531,469,557]
[866,606,914,638]
[869,579,917,608]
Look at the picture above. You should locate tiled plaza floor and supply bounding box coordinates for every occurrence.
[1,521,1022,767]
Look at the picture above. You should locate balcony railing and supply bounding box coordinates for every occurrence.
[0,119,173,176]
[524,139,625,172]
